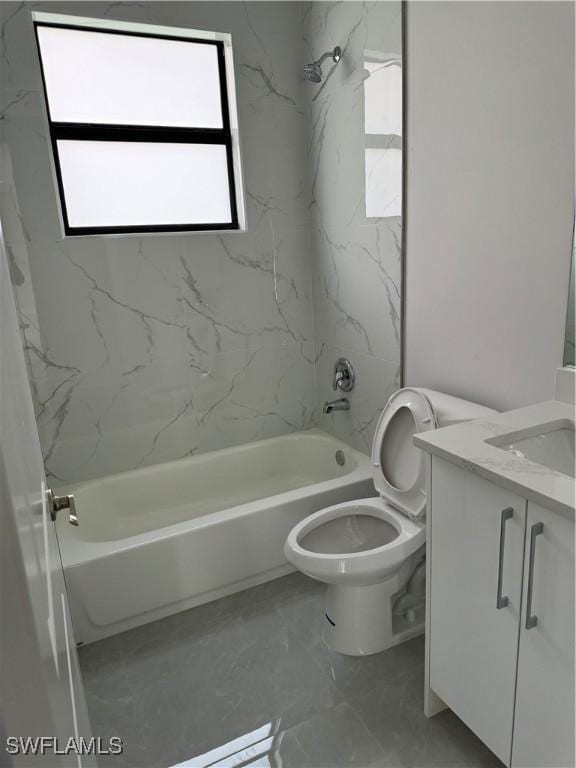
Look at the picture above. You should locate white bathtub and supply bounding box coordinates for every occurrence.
[56,429,373,644]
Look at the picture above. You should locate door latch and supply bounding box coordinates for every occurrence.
[46,488,78,526]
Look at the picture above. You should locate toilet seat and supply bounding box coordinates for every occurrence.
[284,498,426,586]
[284,388,436,586]
[371,387,437,520]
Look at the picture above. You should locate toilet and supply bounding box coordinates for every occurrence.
[284,387,496,656]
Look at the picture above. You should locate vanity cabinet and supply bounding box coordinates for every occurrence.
[512,501,575,768]
[427,457,575,768]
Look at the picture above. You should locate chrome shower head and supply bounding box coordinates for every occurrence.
[303,46,341,83]
[303,61,322,83]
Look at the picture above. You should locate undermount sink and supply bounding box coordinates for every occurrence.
[486,419,576,478]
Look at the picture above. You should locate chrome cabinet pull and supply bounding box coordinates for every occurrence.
[46,488,78,526]
[496,507,514,609]
[525,522,544,629]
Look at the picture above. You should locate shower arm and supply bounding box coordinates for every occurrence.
[314,47,341,66]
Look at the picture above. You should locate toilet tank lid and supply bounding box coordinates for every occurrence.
[415,388,498,427]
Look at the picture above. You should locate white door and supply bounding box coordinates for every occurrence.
[428,457,526,766]
[512,502,575,768]
[0,226,94,766]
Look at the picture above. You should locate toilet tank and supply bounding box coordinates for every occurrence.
[416,388,497,428]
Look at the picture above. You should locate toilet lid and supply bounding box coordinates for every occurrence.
[371,388,437,520]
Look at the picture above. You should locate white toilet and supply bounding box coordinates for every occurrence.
[284,387,496,656]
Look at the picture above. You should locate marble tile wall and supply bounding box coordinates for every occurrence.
[0,1,316,484]
[302,1,403,453]
[1,1,404,483]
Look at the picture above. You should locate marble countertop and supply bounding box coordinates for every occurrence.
[414,400,575,519]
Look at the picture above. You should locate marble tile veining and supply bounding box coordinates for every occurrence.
[80,573,504,768]
[1,0,408,480]
[303,2,404,453]
[0,1,316,484]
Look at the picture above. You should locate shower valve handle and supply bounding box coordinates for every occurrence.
[333,358,355,392]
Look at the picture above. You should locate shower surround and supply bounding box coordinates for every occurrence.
[0,1,402,484]
[303,1,403,452]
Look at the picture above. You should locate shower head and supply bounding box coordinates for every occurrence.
[303,46,341,83]
[303,61,322,83]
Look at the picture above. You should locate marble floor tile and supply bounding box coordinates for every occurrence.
[79,572,503,768]
[347,664,503,768]
[180,722,310,768]
[309,632,425,704]
[282,702,397,768]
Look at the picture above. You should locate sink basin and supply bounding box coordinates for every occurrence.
[486,419,575,478]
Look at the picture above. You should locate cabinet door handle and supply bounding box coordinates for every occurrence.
[496,507,514,609]
[525,522,544,629]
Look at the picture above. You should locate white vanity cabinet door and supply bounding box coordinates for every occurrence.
[429,457,526,765]
[511,503,575,768]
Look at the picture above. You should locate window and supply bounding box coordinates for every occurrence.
[363,53,402,219]
[33,13,245,236]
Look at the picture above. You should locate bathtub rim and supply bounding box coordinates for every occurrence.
[56,429,372,566]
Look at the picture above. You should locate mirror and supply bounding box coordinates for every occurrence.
[363,52,402,218]
[564,220,575,367]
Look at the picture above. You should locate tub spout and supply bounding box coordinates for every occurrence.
[323,397,350,414]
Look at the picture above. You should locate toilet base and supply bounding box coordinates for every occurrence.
[321,563,425,655]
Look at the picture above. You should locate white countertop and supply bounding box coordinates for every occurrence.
[414,400,575,519]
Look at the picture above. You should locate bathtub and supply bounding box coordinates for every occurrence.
[56,429,373,644]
